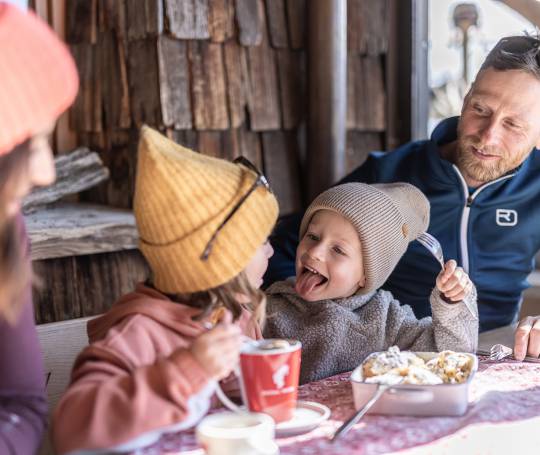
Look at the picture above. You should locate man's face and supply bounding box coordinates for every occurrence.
[456,68,540,187]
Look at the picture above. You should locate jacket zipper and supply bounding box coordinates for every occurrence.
[451,165,514,273]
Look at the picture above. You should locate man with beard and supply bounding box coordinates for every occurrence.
[266,35,540,360]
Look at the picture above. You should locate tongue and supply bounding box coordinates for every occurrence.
[295,270,325,296]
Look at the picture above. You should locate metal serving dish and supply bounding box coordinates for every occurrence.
[350,352,478,417]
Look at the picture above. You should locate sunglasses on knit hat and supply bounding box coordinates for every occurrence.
[200,156,272,261]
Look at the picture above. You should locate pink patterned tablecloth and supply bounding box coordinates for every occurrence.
[134,357,540,454]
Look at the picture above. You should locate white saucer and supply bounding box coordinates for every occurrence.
[275,401,331,438]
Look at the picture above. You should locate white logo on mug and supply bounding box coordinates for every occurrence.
[272,364,290,389]
[496,209,518,226]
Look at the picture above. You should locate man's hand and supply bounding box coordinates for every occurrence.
[436,259,473,302]
[190,311,242,380]
[514,316,540,360]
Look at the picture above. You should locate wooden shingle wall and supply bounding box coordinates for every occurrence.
[29,0,391,323]
[67,0,388,213]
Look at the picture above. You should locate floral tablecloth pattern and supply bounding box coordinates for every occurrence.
[134,357,540,454]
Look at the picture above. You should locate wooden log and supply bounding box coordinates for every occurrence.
[158,37,192,129]
[277,50,304,129]
[223,40,248,128]
[33,249,149,324]
[189,41,229,130]
[245,37,281,131]
[345,131,383,174]
[23,148,109,214]
[125,0,163,40]
[66,0,97,44]
[164,0,210,39]
[265,0,289,48]
[25,203,138,261]
[127,39,162,127]
[208,0,235,42]
[262,131,302,214]
[235,0,264,46]
[286,0,306,49]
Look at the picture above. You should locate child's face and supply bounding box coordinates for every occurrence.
[295,210,365,301]
[244,240,274,288]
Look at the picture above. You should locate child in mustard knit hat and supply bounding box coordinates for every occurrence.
[53,127,279,454]
[264,182,478,384]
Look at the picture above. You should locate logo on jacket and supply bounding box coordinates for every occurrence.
[496,209,518,226]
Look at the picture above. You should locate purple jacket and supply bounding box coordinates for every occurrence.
[0,216,47,454]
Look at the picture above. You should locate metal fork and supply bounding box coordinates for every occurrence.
[489,343,540,363]
[490,343,513,361]
[417,232,445,270]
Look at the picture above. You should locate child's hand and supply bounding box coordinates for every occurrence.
[190,311,242,380]
[436,259,472,302]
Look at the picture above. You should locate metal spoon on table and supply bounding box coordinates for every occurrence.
[331,383,391,442]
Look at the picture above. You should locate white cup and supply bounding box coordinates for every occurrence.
[196,411,279,455]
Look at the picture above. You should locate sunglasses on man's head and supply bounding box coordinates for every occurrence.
[496,36,540,56]
[200,156,271,261]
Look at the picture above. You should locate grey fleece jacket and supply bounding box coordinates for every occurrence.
[264,279,478,384]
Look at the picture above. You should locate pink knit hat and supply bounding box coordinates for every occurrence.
[0,3,79,155]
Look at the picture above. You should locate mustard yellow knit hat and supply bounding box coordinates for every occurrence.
[299,182,430,295]
[134,126,279,294]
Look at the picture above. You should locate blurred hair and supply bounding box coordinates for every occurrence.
[148,270,266,328]
[0,140,33,323]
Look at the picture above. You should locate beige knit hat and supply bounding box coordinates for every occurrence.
[299,182,430,295]
[134,126,279,294]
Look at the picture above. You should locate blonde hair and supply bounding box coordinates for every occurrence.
[0,141,33,323]
[151,270,267,328]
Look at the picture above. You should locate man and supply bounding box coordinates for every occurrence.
[266,35,540,360]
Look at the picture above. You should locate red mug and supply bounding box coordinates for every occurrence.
[216,339,301,423]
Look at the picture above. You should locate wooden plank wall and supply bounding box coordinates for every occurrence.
[29,0,390,323]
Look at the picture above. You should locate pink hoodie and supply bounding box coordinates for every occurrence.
[52,284,261,454]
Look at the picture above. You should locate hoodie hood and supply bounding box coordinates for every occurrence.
[88,284,205,342]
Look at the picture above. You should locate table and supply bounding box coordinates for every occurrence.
[135,355,540,454]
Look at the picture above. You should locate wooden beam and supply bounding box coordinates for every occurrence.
[25,203,138,261]
[306,0,347,200]
[23,148,109,213]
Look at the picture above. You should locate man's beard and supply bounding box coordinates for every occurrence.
[455,136,531,185]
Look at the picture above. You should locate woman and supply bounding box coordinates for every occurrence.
[53,127,278,454]
[0,3,78,454]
